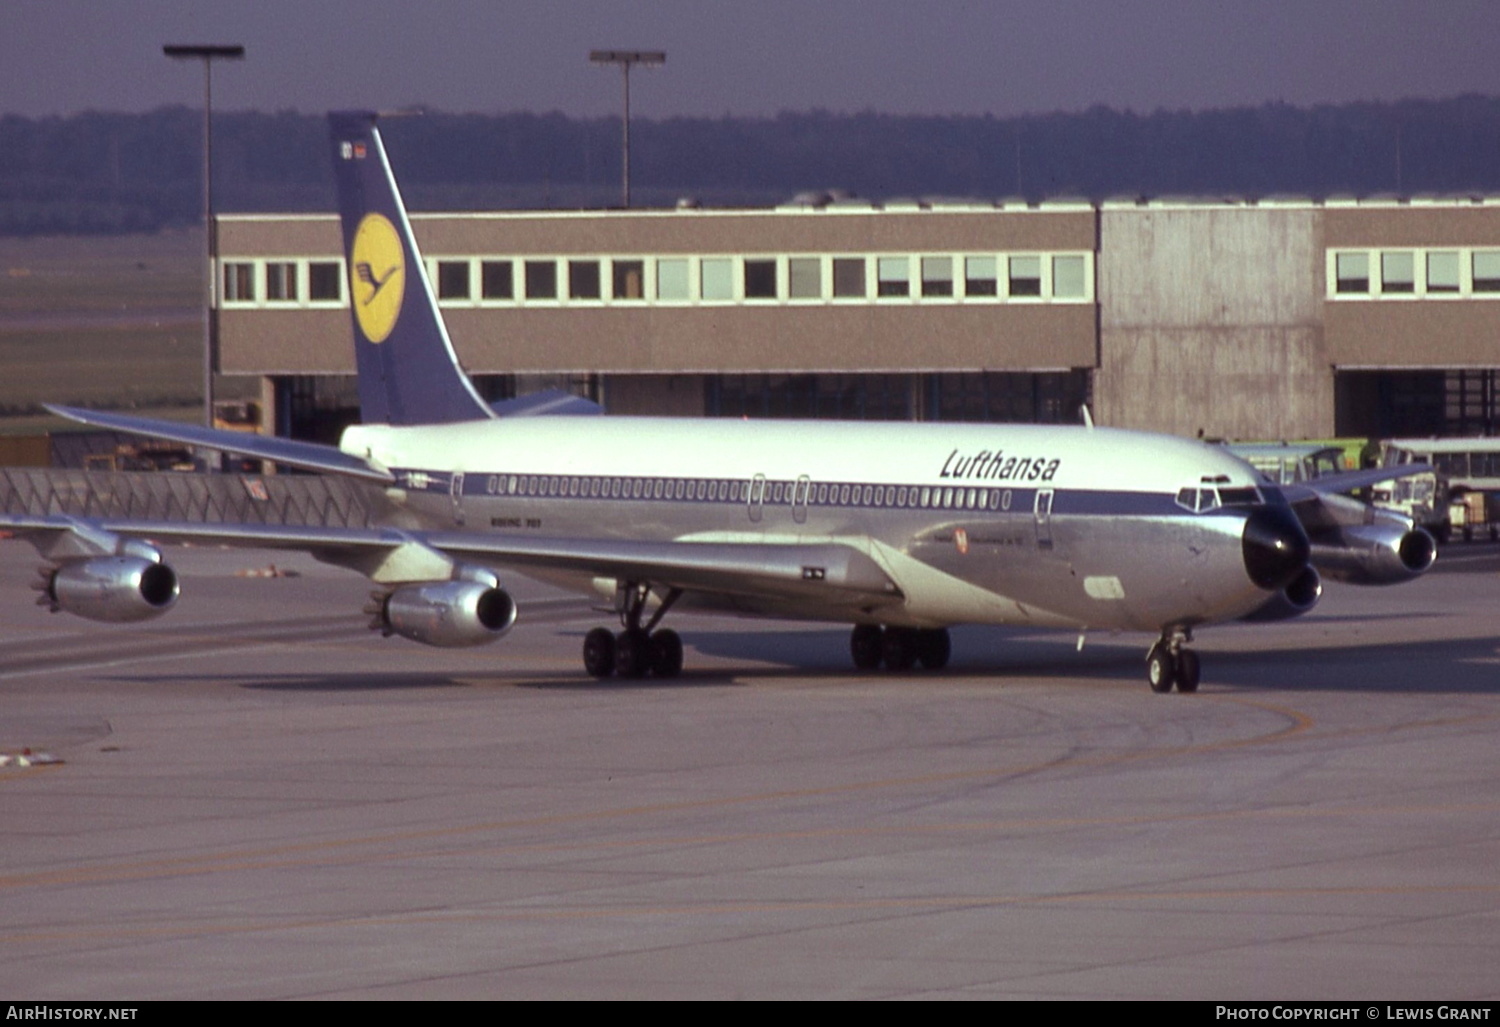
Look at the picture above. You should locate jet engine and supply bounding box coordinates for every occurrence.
[1311,524,1437,585]
[367,580,517,647]
[36,556,180,623]
[1239,565,1322,622]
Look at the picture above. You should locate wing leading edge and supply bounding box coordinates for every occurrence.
[44,405,394,483]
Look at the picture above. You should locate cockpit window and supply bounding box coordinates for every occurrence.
[1217,487,1262,507]
[1176,485,1262,512]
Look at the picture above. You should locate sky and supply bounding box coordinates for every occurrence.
[5,0,1500,120]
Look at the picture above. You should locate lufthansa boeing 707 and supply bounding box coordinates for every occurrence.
[0,111,1437,692]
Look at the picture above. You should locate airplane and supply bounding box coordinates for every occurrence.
[0,111,1439,694]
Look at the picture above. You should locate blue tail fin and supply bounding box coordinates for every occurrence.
[328,111,494,426]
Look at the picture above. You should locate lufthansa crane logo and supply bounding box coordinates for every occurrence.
[349,213,404,344]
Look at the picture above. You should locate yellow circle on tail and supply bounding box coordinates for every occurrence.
[349,213,405,344]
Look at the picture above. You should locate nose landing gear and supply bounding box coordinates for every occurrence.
[1146,629,1200,694]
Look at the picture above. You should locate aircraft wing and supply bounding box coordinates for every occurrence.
[1278,463,1435,535]
[44,405,394,483]
[1269,465,1438,584]
[0,514,903,613]
[1278,463,1434,501]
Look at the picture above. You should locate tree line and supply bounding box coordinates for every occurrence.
[4,96,1500,235]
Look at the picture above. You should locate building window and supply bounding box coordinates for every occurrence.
[481,260,513,300]
[744,259,778,299]
[1381,252,1414,294]
[700,257,733,300]
[265,261,297,301]
[437,260,471,300]
[656,258,689,300]
[569,260,601,300]
[788,257,822,299]
[921,256,953,297]
[1052,254,1087,298]
[832,258,866,298]
[222,262,255,302]
[611,259,644,300]
[1008,255,1041,297]
[964,256,998,296]
[876,256,909,297]
[308,261,342,301]
[1335,252,1369,294]
[1426,251,1460,294]
[1473,251,1500,293]
[525,260,557,300]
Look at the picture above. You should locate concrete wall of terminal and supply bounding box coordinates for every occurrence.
[1095,206,1333,439]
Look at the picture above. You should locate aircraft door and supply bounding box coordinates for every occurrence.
[792,475,810,524]
[748,474,766,523]
[450,472,466,526]
[1034,488,1054,550]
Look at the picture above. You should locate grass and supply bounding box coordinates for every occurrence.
[0,231,254,433]
[0,230,201,312]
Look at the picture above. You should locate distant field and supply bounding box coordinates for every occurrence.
[0,231,201,311]
[0,231,254,431]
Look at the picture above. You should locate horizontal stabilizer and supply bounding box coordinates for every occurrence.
[488,389,602,418]
[45,405,394,483]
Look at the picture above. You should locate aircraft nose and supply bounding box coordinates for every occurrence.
[1241,505,1311,590]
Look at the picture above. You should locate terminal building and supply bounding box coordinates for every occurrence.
[215,195,1500,445]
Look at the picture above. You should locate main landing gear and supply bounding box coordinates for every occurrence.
[1146,629,1200,694]
[583,582,685,680]
[849,624,951,672]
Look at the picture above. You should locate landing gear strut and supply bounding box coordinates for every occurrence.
[1146,629,1200,694]
[849,625,951,672]
[583,582,684,680]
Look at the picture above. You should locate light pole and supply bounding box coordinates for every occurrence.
[163,43,244,436]
[589,50,664,207]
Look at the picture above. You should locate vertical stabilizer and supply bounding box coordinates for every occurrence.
[328,111,494,426]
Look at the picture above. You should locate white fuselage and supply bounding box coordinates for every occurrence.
[341,416,1281,633]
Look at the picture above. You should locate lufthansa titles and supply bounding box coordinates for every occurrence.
[939,448,1061,483]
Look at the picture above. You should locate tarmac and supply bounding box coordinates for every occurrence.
[1,539,1497,999]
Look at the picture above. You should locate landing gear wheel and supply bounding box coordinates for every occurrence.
[881,627,918,671]
[1146,643,1175,694]
[915,628,951,670]
[583,627,616,679]
[650,628,684,679]
[850,625,883,671]
[615,628,652,679]
[1175,649,1201,693]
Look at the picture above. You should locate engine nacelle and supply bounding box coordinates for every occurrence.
[370,580,517,648]
[1240,566,1322,622]
[39,556,179,623]
[1312,524,1437,585]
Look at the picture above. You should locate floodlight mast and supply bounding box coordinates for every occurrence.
[589,50,665,208]
[163,44,245,437]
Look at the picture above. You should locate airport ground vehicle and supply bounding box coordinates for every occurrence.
[1381,438,1500,541]
[1224,442,1349,486]
[1225,440,1454,542]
